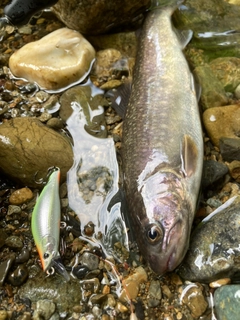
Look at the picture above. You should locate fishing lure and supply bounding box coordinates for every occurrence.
[31,167,70,281]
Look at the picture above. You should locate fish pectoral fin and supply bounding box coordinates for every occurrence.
[181,135,198,177]
[174,28,193,49]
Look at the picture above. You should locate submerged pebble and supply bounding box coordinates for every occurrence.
[9,28,95,91]
[214,285,240,320]
[9,188,33,205]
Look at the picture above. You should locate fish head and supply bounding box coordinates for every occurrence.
[138,171,192,275]
[39,234,59,271]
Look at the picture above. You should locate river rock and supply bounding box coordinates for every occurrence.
[0,118,73,188]
[9,188,33,205]
[178,196,240,283]
[19,271,81,313]
[228,161,240,182]
[210,57,240,92]
[52,0,151,35]
[193,65,228,110]
[9,28,95,91]
[214,285,240,320]
[219,137,240,162]
[203,104,240,146]
[202,160,228,188]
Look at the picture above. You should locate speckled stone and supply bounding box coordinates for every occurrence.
[9,188,33,205]
[214,285,240,320]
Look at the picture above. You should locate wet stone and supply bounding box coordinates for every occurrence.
[228,160,240,182]
[214,285,240,320]
[7,204,21,215]
[9,188,33,205]
[0,254,15,286]
[16,248,30,264]
[202,160,228,188]
[8,264,28,286]
[148,280,162,307]
[32,300,56,320]
[220,137,240,162]
[5,236,23,250]
[80,252,99,271]
[0,229,8,248]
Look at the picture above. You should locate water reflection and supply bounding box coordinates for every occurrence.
[65,80,128,261]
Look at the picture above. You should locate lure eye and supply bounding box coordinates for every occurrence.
[146,224,164,244]
[43,252,50,259]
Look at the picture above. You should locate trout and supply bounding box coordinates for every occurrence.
[122,3,203,275]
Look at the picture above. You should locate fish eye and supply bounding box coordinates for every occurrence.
[43,252,50,259]
[146,224,164,244]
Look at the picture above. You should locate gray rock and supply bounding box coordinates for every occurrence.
[178,196,240,282]
[33,300,56,320]
[148,280,162,307]
[214,285,240,320]
[0,254,15,286]
[0,118,73,187]
[202,160,228,188]
[5,236,23,250]
[52,0,151,35]
[80,252,99,271]
[219,137,240,162]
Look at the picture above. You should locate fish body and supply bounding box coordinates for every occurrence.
[122,4,203,275]
[31,167,69,280]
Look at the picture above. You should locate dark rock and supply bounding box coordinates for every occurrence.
[202,160,228,188]
[8,264,28,286]
[5,236,23,250]
[0,229,8,248]
[219,137,240,162]
[52,0,151,35]
[0,254,15,286]
[214,285,240,320]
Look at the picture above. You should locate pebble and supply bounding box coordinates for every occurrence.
[16,248,30,264]
[7,204,22,215]
[203,104,240,146]
[219,137,240,161]
[202,160,229,188]
[80,252,99,271]
[214,285,240,320]
[147,280,162,307]
[227,160,240,182]
[5,236,23,250]
[0,254,15,286]
[32,300,56,320]
[0,311,8,320]
[0,229,8,248]
[209,278,231,288]
[181,283,208,318]
[178,196,240,282]
[9,188,33,205]
[9,28,96,91]
[8,264,28,286]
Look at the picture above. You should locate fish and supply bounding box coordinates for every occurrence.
[121,2,203,275]
[31,167,70,281]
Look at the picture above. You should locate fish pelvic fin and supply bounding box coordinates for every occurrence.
[181,135,199,178]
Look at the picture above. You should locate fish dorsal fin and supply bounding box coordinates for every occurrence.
[174,28,193,49]
[181,135,198,177]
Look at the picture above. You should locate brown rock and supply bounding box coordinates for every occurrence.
[228,160,240,182]
[52,0,151,35]
[203,104,240,146]
[0,118,73,187]
[9,188,33,205]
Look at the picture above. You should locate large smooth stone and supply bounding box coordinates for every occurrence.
[9,28,95,92]
[0,118,73,187]
[214,285,240,320]
[52,0,151,35]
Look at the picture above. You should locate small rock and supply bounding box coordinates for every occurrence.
[8,264,28,286]
[5,236,23,250]
[203,104,240,146]
[0,254,15,286]
[47,118,64,130]
[9,188,33,205]
[209,278,231,288]
[220,137,240,162]
[16,248,30,264]
[214,285,240,320]
[38,112,52,123]
[9,28,95,91]
[0,229,8,248]
[202,160,228,188]
[80,252,99,271]
[0,310,8,320]
[7,205,21,215]
[194,65,228,110]
[228,160,240,182]
[181,283,208,318]
[148,280,162,307]
[33,300,55,320]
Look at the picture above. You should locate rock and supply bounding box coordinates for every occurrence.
[202,160,228,188]
[147,280,162,307]
[194,65,228,110]
[228,161,240,182]
[32,300,56,320]
[181,283,208,318]
[5,236,23,250]
[9,188,33,205]
[209,278,231,288]
[52,0,151,35]
[209,57,240,92]
[0,229,8,248]
[19,271,81,313]
[0,118,73,188]
[214,285,240,320]
[0,310,8,320]
[178,196,240,282]
[8,264,28,286]
[220,137,240,161]
[203,104,240,146]
[9,28,95,91]
[7,205,21,215]
[120,266,148,302]
[0,254,15,286]
[80,252,99,271]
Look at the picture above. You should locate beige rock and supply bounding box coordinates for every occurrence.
[9,188,33,205]
[0,118,73,187]
[203,104,240,146]
[9,28,95,92]
[228,160,240,182]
